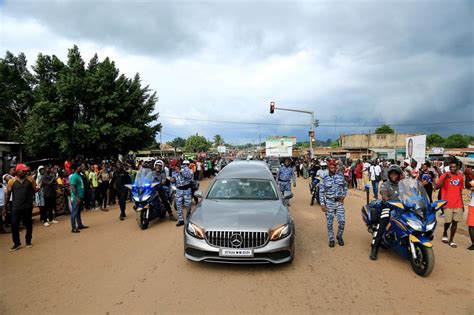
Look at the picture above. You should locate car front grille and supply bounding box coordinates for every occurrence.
[205,231,269,248]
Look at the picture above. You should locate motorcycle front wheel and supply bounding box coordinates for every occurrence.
[137,211,149,230]
[409,244,435,277]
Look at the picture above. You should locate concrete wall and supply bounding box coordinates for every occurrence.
[340,133,419,149]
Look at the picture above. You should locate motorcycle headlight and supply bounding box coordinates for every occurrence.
[133,196,140,202]
[426,221,436,231]
[142,194,151,201]
[186,222,205,239]
[269,224,291,241]
[407,219,423,231]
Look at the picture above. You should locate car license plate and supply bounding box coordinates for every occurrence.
[219,248,254,257]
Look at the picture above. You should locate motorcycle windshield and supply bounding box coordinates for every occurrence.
[398,178,430,214]
[134,168,155,187]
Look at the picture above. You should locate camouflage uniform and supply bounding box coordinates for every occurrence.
[277,165,296,194]
[172,166,193,222]
[319,173,348,242]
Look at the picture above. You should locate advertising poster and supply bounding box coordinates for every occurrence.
[266,139,293,157]
[406,135,426,164]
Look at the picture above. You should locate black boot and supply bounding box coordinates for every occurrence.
[370,246,378,260]
[337,236,344,246]
[329,240,335,247]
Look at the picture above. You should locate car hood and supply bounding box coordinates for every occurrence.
[191,199,289,230]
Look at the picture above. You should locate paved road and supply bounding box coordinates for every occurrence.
[0,177,472,314]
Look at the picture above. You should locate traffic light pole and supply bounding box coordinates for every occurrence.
[270,103,315,158]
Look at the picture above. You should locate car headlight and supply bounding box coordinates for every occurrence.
[407,219,423,231]
[186,222,205,239]
[426,221,436,231]
[133,196,140,202]
[269,224,290,241]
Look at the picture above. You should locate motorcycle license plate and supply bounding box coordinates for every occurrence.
[219,248,254,257]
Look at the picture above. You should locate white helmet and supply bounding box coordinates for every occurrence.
[320,162,327,166]
[154,160,164,168]
[183,160,190,165]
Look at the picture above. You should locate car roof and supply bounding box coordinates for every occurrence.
[217,161,274,180]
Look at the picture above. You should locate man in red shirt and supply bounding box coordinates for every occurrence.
[435,158,464,248]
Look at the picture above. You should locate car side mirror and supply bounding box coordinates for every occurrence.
[194,190,204,198]
[283,191,293,200]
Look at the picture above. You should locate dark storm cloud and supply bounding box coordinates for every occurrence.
[2,0,473,141]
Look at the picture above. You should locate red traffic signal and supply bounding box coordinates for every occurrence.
[270,101,275,114]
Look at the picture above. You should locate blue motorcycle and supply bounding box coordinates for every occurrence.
[126,168,167,230]
[361,179,446,277]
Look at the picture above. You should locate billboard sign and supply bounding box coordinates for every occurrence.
[266,138,293,157]
[406,135,426,164]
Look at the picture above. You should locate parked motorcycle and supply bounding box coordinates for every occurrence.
[126,168,167,230]
[361,179,446,277]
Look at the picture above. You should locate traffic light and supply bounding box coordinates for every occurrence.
[270,101,275,114]
[309,130,314,138]
[314,119,319,128]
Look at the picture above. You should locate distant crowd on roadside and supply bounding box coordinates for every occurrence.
[0,155,230,251]
[291,155,473,250]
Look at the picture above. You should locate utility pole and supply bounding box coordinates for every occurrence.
[270,101,316,158]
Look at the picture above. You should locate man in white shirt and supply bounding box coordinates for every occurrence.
[369,160,382,199]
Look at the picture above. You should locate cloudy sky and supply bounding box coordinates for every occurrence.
[1,0,473,144]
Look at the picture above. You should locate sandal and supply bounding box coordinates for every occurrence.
[449,242,457,248]
[442,236,449,244]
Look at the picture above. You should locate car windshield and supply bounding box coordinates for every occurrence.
[134,168,154,187]
[207,179,278,200]
[398,178,430,211]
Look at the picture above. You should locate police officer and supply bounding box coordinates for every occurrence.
[320,159,347,247]
[153,160,177,221]
[170,161,193,226]
[370,165,402,260]
[277,158,296,195]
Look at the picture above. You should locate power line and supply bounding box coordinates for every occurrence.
[159,115,473,128]
[160,116,308,127]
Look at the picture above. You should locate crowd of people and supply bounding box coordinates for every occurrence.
[1,154,473,253]
[298,156,473,252]
[0,156,227,252]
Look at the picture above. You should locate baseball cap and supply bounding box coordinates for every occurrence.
[15,164,30,171]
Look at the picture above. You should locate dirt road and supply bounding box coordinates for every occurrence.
[1,177,472,314]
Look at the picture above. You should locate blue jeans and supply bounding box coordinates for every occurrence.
[372,180,380,199]
[71,198,83,229]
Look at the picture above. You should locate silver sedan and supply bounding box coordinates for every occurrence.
[184,161,295,264]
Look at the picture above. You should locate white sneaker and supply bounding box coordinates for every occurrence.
[43,222,50,227]
[50,220,59,224]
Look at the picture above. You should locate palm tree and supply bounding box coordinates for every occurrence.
[213,134,224,147]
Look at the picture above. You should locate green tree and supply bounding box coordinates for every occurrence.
[213,134,224,147]
[444,134,469,148]
[167,137,186,150]
[23,46,160,159]
[375,124,395,134]
[0,51,34,141]
[185,135,211,152]
[330,139,340,148]
[427,133,444,147]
